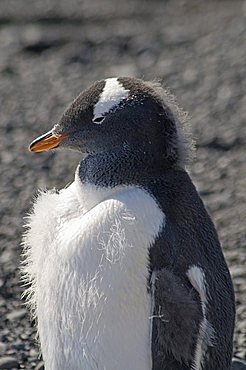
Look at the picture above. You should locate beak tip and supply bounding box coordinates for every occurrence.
[28,141,38,152]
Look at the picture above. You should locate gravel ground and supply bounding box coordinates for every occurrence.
[0,0,245,368]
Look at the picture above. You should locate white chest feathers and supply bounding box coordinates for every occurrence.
[22,176,164,370]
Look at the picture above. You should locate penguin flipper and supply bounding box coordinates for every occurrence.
[151,268,203,369]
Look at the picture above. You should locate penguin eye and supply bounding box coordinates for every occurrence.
[93,116,105,124]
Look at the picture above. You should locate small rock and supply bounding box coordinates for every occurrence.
[0,343,7,356]
[0,357,19,370]
[29,348,38,358]
[35,362,44,370]
[6,309,26,321]
[12,341,25,351]
[236,352,246,359]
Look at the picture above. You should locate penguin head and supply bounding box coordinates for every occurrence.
[29,77,191,168]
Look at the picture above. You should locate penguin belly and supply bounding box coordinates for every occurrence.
[23,183,164,370]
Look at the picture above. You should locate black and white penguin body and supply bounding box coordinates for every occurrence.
[23,77,235,370]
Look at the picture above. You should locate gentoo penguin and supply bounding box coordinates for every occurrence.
[23,77,236,370]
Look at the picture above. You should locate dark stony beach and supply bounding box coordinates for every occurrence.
[0,0,245,368]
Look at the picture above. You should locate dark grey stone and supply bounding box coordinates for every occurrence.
[0,357,19,370]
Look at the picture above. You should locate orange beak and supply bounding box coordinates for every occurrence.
[29,131,68,153]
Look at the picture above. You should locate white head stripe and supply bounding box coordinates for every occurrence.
[93,78,129,120]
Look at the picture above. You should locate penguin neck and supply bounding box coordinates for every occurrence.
[77,146,171,188]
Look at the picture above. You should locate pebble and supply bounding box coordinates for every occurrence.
[0,357,19,370]
[6,309,26,321]
[29,349,38,358]
[35,363,44,370]
[0,344,7,356]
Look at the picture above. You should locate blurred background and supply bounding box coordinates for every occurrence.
[0,0,245,369]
